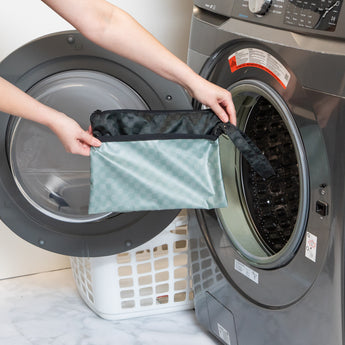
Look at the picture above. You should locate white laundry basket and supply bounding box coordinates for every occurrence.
[70,211,194,320]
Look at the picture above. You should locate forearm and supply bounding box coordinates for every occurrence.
[41,0,236,123]
[42,0,200,94]
[0,76,67,129]
[0,76,101,155]
[89,8,198,91]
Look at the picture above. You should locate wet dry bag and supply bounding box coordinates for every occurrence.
[88,109,274,214]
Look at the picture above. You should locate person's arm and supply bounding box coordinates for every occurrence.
[42,0,236,125]
[0,77,101,156]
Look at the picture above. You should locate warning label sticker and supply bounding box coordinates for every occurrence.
[217,323,231,345]
[229,48,291,89]
[305,232,317,262]
[234,259,259,284]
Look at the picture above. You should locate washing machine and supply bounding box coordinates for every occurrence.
[0,1,193,263]
[188,1,345,344]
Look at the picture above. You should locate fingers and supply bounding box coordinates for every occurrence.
[210,94,237,125]
[224,97,237,126]
[80,130,102,147]
[51,114,102,156]
[63,130,102,157]
[74,144,91,157]
[69,130,101,157]
[199,80,237,125]
[219,89,236,126]
[211,103,230,123]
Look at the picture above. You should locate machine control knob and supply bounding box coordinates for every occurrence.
[248,0,272,15]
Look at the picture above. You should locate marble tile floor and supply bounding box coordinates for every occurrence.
[0,269,219,345]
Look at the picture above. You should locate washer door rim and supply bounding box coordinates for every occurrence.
[215,79,310,269]
[0,31,190,257]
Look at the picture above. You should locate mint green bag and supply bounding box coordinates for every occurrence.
[88,109,228,214]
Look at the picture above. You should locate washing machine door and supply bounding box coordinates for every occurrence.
[0,31,192,257]
[194,42,331,307]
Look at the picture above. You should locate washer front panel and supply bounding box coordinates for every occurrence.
[194,41,331,307]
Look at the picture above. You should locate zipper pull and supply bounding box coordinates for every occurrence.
[220,122,237,137]
[213,122,232,139]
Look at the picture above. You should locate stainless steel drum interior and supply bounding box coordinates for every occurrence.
[217,80,309,267]
[8,70,149,223]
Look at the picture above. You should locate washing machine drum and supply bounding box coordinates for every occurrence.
[0,31,192,257]
[241,96,300,254]
[216,80,309,267]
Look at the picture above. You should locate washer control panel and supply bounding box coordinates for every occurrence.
[233,0,343,32]
[284,0,342,31]
[194,0,345,38]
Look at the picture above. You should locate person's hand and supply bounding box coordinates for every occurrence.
[48,114,102,156]
[187,76,237,126]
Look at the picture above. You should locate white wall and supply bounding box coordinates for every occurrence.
[111,0,194,61]
[0,0,194,279]
[0,0,193,62]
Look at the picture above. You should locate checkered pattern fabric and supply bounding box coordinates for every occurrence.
[88,138,227,213]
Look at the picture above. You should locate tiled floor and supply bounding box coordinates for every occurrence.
[0,269,219,345]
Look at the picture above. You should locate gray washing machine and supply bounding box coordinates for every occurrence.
[0,31,192,257]
[188,1,345,344]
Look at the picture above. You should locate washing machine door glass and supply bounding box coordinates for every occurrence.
[9,70,148,223]
[216,80,309,267]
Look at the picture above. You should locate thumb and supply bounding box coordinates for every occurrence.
[80,130,102,147]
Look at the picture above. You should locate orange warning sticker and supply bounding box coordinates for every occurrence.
[229,48,290,89]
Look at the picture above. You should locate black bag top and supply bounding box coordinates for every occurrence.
[90,108,275,179]
[90,109,222,139]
